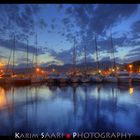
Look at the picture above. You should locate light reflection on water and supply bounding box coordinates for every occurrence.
[0,83,140,136]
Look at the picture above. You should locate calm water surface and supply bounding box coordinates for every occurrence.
[0,83,140,136]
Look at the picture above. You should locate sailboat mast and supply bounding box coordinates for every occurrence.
[73,38,76,73]
[110,32,116,71]
[84,44,87,74]
[13,34,16,75]
[26,39,29,71]
[35,34,38,68]
[94,34,99,72]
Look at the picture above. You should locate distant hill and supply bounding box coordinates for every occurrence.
[4,60,140,74]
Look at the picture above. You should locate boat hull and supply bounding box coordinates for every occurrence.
[118,78,131,83]
[31,77,46,84]
[80,77,91,83]
[104,76,118,82]
[70,77,80,83]
[91,76,103,82]
[47,78,57,83]
[13,78,31,85]
[132,78,140,82]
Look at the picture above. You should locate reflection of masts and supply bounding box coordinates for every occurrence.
[96,84,101,131]
[33,86,38,132]
[25,87,28,130]
[72,85,77,129]
[72,85,77,115]
[110,31,116,71]
[84,86,88,114]
[94,34,100,72]
[111,86,117,131]
[11,87,15,134]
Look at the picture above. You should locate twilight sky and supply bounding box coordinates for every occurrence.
[0,4,140,67]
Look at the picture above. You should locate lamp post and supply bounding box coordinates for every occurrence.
[129,64,133,73]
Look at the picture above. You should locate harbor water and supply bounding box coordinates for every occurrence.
[0,83,140,136]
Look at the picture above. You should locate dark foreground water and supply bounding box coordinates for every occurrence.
[0,83,140,136]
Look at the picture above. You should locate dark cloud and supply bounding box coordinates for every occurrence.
[38,18,48,29]
[62,18,69,25]
[65,4,138,35]
[0,37,43,55]
[55,49,73,64]
[132,20,140,32]
[0,4,47,38]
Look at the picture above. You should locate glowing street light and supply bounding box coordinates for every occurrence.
[99,70,101,73]
[129,64,133,72]
[52,69,55,72]
[41,70,44,74]
[116,67,119,70]
[112,68,115,72]
[36,68,40,72]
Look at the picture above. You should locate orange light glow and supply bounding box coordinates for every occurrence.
[36,68,40,72]
[129,64,133,68]
[116,67,119,70]
[0,62,5,67]
[112,68,115,72]
[52,69,55,72]
[41,70,44,74]
[0,88,7,109]
[99,70,101,73]
[129,87,133,95]
[0,70,3,73]
[129,64,133,73]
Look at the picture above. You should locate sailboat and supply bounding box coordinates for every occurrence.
[104,32,118,83]
[80,42,91,83]
[91,34,103,83]
[57,73,69,83]
[13,38,31,85]
[31,34,45,84]
[70,38,80,83]
[132,72,140,82]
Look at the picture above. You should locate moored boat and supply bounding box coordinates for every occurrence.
[104,73,118,83]
[117,71,132,83]
[80,75,91,83]
[132,72,140,82]
[57,74,69,83]
[70,76,80,83]
[91,73,103,83]
[31,76,45,84]
[47,73,58,84]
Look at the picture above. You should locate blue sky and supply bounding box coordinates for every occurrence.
[0,4,140,67]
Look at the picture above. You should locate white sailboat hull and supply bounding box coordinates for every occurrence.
[59,78,68,83]
[91,76,103,82]
[80,77,91,83]
[31,77,45,84]
[71,77,79,83]
[118,78,131,83]
[104,76,118,82]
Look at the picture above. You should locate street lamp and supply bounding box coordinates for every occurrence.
[129,64,133,72]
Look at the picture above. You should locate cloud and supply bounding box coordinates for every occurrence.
[0,4,47,38]
[131,19,140,35]
[65,4,138,35]
[0,37,43,55]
